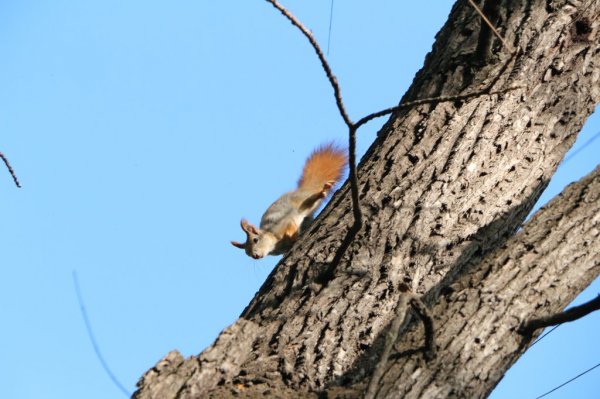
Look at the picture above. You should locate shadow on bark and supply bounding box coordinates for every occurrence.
[327,177,549,392]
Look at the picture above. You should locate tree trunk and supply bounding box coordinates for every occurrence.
[133,0,600,398]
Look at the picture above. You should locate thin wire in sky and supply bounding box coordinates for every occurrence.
[327,0,334,55]
[73,271,131,397]
[529,324,560,348]
[562,129,600,166]
[534,361,600,399]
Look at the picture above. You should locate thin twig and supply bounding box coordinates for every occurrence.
[266,0,352,128]
[73,271,131,397]
[355,86,522,129]
[266,0,364,273]
[474,0,500,61]
[0,151,21,188]
[519,295,600,335]
[355,47,521,129]
[348,126,362,228]
[468,0,515,54]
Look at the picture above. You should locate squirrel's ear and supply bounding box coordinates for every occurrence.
[231,240,246,249]
[240,219,251,233]
[248,224,260,235]
[241,219,260,235]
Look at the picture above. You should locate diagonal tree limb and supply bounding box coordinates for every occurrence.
[356,166,600,398]
[133,1,600,397]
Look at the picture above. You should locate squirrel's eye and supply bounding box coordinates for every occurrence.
[253,238,259,243]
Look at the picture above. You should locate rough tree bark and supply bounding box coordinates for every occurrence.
[133,0,600,398]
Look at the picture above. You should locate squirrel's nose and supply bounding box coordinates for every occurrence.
[252,253,261,259]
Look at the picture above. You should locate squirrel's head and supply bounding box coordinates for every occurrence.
[231,219,276,259]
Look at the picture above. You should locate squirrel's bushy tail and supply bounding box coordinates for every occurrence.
[298,143,347,192]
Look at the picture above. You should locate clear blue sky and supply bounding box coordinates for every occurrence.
[1,1,598,398]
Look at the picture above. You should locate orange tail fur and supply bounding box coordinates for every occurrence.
[297,143,347,192]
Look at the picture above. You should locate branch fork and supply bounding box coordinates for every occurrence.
[265,0,519,285]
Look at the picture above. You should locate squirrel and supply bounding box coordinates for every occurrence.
[231,143,347,259]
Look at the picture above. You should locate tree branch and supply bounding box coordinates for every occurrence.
[354,166,600,398]
[0,151,21,188]
[354,85,521,130]
[519,294,600,335]
[468,0,515,56]
[265,0,352,128]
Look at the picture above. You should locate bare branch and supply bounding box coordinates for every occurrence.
[265,0,365,273]
[468,0,515,54]
[354,85,523,130]
[519,294,600,335]
[0,151,21,188]
[265,0,352,128]
[348,126,361,228]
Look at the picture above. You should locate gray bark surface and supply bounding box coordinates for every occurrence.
[133,0,600,398]
[363,166,600,399]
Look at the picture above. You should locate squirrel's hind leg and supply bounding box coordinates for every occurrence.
[283,221,299,241]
